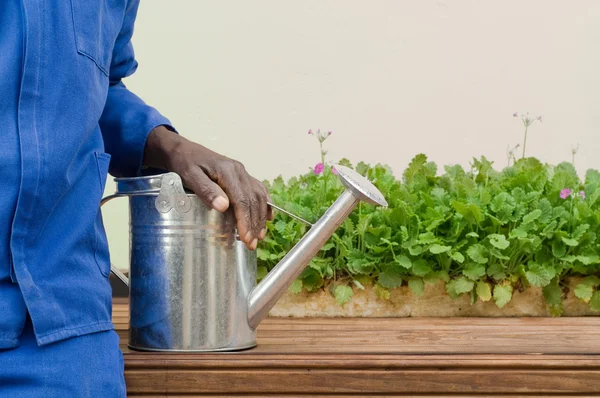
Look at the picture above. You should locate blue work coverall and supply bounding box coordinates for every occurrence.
[0,0,174,395]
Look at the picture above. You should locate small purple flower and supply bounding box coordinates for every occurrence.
[314,162,324,174]
[332,166,338,175]
[513,112,519,118]
[327,131,332,136]
[580,191,586,199]
[308,129,312,135]
[560,188,571,199]
[537,116,543,122]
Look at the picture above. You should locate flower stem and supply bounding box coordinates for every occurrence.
[522,126,528,159]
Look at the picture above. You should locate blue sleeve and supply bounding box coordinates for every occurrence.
[99,0,177,178]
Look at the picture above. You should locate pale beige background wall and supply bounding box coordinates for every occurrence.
[103,0,600,270]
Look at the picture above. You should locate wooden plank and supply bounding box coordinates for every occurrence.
[124,393,600,398]
[122,354,600,369]
[113,302,600,355]
[124,369,600,395]
[112,300,600,396]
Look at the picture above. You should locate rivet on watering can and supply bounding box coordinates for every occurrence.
[179,201,185,207]
[169,180,175,186]
[161,200,168,207]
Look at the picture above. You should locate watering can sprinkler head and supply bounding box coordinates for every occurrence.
[335,165,388,208]
[246,164,388,329]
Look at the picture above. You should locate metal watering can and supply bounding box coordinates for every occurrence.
[102,165,387,352]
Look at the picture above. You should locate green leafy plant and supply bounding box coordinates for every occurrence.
[257,128,600,315]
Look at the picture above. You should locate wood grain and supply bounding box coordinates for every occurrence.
[112,300,600,396]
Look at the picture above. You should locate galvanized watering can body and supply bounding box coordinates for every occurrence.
[103,166,387,352]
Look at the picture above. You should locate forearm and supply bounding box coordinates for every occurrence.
[143,125,184,171]
[100,82,174,177]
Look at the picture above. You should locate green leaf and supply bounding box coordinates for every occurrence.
[412,260,433,277]
[573,224,590,240]
[454,277,475,294]
[378,271,403,289]
[543,279,562,306]
[590,291,600,312]
[539,199,554,224]
[491,192,516,222]
[577,250,600,265]
[301,268,324,292]
[275,220,287,235]
[561,237,579,247]
[575,283,594,302]
[552,240,566,258]
[343,218,355,235]
[549,304,564,317]
[347,250,374,275]
[542,220,558,238]
[257,266,268,280]
[424,270,450,285]
[476,281,492,302]
[445,280,459,299]
[522,209,542,224]
[373,283,391,300]
[429,244,451,254]
[463,263,487,280]
[494,284,513,308]
[451,252,465,263]
[257,248,272,261]
[399,226,409,241]
[402,154,428,185]
[487,263,507,280]
[467,244,489,264]
[418,232,437,245]
[408,245,424,256]
[320,242,335,252]
[356,162,370,176]
[489,248,510,260]
[489,234,510,250]
[466,232,479,238]
[582,276,600,287]
[334,285,353,306]
[525,263,556,287]
[288,279,303,294]
[408,278,425,296]
[509,228,528,239]
[395,255,412,269]
[452,201,485,224]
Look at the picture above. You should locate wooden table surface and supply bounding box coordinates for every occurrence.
[113,298,600,397]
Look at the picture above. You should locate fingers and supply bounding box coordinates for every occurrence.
[230,174,269,251]
[180,167,230,212]
[265,188,274,222]
[252,177,269,241]
[213,162,271,251]
[179,158,272,251]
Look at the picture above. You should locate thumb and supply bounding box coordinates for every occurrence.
[181,168,230,212]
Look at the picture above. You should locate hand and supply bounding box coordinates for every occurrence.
[143,126,273,250]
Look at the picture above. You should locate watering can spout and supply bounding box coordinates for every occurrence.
[247,165,388,329]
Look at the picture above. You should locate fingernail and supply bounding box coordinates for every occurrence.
[212,196,229,212]
[259,228,266,240]
[245,231,253,243]
[251,238,258,251]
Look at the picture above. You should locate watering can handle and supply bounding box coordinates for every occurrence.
[267,202,312,226]
[100,194,130,287]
